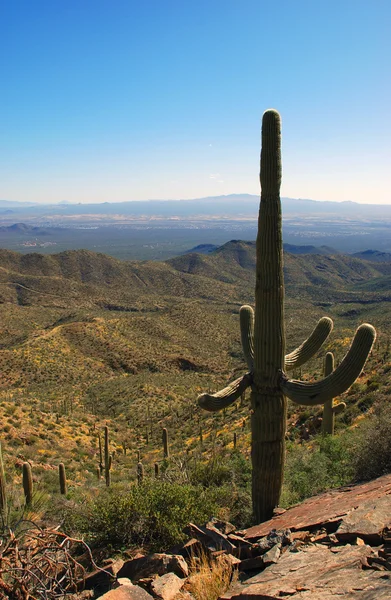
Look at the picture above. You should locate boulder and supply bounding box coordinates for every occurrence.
[117,553,188,582]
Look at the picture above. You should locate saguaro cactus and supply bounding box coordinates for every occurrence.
[162,428,169,458]
[137,461,144,485]
[321,352,346,435]
[59,463,67,495]
[104,426,111,487]
[23,462,33,506]
[198,109,376,522]
[0,443,7,516]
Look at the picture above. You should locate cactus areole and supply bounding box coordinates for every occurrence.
[198,109,376,523]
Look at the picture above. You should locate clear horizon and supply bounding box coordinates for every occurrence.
[1,0,390,205]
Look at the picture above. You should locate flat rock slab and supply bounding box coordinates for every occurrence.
[336,495,391,543]
[245,474,391,540]
[219,543,391,599]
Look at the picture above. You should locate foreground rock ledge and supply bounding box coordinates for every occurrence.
[221,474,391,600]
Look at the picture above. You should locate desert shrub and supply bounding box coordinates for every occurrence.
[281,434,355,507]
[353,402,391,481]
[190,450,251,490]
[64,480,221,552]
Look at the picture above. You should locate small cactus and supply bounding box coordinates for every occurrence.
[0,442,7,517]
[104,426,111,487]
[22,462,33,506]
[59,463,67,495]
[321,352,346,435]
[98,434,103,475]
[162,428,169,458]
[137,461,144,485]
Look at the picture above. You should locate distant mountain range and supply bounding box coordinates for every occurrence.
[1,195,391,218]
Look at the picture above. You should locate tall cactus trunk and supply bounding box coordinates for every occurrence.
[322,352,335,434]
[252,109,286,523]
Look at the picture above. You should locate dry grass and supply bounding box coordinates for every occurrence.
[182,552,238,600]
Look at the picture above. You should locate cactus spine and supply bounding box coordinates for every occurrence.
[59,463,67,495]
[198,109,376,522]
[162,428,169,458]
[321,352,346,435]
[23,462,33,506]
[104,426,111,487]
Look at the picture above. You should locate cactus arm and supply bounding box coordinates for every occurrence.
[322,351,335,434]
[198,372,253,412]
[285,317,333,371]
[333,402,346,415]
[240,305,254,370]
[280,323,376,406]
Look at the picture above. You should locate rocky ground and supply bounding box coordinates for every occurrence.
[64,473,391,600]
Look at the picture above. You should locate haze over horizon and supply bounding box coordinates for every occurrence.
[1,1,390,205]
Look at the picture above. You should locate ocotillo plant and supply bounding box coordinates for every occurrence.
[22,462,33,506]
[104,426,111,487]
[198,109,376,522]
[59,463,67,495]
[321,352,346,435]
[162,428,169,458]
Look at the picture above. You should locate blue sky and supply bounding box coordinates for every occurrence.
[1,0,390,204]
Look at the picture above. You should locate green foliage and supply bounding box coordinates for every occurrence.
[281,434,355,507]
[353,402,391,481]
[64,480,221,552]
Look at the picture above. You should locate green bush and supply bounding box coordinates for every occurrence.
[64,480,221,552]
[353,402,391,482]
[281,434,355,507]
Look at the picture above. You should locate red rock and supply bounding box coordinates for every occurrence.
[244,474,391,541]
[150,572,185,600]
[117,553,188,582]
[97,585,153,600]
[219,543,391,599]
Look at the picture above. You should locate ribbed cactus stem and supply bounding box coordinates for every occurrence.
[22,462,33,506]
[104,426,110,487]
[322,352,335,434]
[281,324,376,405]
[98,434,103,475]
[162,428,169,458]
[137,461,144,485]
[285,317,333,371]
[251,109,286,523]
[59,463,67,495]
[240,305,254,370]
[198,373,252,412]
[0,443,7,516]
